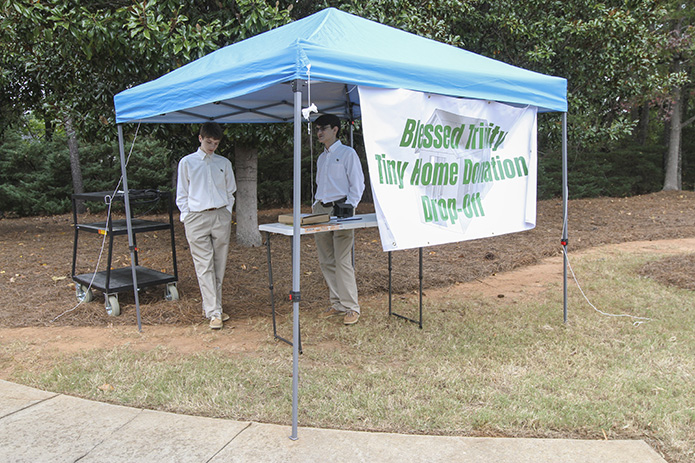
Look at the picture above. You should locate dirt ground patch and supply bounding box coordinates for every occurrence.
[2,236,693,368]
[1,190,695,351]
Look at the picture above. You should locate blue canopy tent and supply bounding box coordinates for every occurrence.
[113,7,568,439]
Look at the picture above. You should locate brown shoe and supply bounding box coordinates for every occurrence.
[221,312,230,322]
[344,311,359,325]
[319,307,344,319]
[209,316,223,330]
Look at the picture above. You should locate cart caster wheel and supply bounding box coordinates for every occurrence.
[105,295,120,317]
[76,284,94,303]
[165,284,179,301]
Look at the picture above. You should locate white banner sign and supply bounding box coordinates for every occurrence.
[359,87,538,251]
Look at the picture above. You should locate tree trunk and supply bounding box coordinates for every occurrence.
[64,114,86,212]
[42,108,53,141]
[171,157,178,191]
[663,86,682,191]
[636,103,650,146]
[234,144,262,247]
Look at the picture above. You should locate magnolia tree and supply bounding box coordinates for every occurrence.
[2,0,694,222]
[293,0,692,190]
[1,0,292,243]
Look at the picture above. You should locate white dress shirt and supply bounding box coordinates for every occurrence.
[176,148,236,222]
[315,140,365,207]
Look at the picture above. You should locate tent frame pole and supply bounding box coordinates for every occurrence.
[117,124,143,332]
[561,113,568,323]
[290,80,302,440]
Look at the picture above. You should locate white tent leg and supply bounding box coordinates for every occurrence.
[562,113,568,323]
[290,80,302,440]
[117,125,143,332]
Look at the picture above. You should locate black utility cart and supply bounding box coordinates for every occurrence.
[71,190,179,316]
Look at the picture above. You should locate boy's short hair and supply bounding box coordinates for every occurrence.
[314,114,341,136]
[200,122,223,140]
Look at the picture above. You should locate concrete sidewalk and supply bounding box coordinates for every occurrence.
[0,379,667,463]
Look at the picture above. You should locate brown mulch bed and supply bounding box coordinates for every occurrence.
[1,190,694,328]
[639,253,695,291]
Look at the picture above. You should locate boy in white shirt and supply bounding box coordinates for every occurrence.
[176,122,236,329]
[312,114,365,325]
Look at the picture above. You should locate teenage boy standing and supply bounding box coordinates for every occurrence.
[312,114,365,325]
[176,122,236,329]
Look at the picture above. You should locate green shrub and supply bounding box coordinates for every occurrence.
[0,130,174,216]
[0,124,685,216]
[0,132,73,215]
[538,143,664,199]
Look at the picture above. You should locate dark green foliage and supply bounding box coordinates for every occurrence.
[683,123,695,191]
[78,136,174,214]
[257,178,294,206]
[0,128,676,216]
[0,130,173,216]
[0,132,73,216]
[538,143,665,199]
[254,125,329,207]
[254,127,294,207]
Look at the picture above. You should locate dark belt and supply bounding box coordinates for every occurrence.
[320,197,346,208]
[201,206,224,212]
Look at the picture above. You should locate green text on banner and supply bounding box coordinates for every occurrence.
[359,87,538,251]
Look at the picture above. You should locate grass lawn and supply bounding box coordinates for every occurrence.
[3,249,694,463]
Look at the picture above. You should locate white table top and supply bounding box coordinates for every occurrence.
[259,213,378,236]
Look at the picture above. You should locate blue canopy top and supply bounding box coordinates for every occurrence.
[114,8,567,124]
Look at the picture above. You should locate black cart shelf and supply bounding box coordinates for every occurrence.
[71,190,179,316]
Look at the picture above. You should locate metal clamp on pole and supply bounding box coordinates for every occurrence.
[289,291,301,302]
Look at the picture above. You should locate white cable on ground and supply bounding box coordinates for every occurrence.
[52,124,141,322]
[52,198,114,322]
[563,246,652,325]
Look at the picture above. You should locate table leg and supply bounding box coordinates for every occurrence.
[388,248,424,329]
[265,231,302,351]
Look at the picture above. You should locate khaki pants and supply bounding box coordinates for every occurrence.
[183,208,232,318]
[313,203,360,314]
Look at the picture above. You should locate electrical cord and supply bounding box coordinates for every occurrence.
[563,246,652,326]
[51,197,114,322]
[130,190,162,218]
